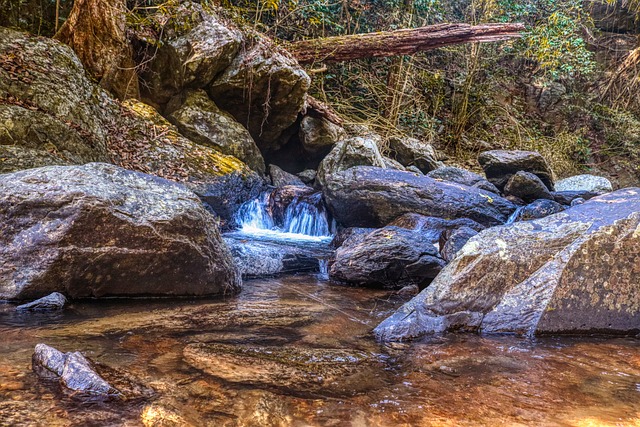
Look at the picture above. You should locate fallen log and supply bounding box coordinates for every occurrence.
[289,23,525,64]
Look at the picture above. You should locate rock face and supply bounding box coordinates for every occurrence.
[167,90,265,173]
[269,165,306,187]
[330,226,446,288]
[555,174,613,193]
[316,137,388,187]
[33,344,119,397]
[140,2,242,105]
[184,342,383,396]
[16,292,67,311]
[324,166,516,228]
[208,38,310,149]
[478,150,555,191]
[374,189,640,341]
[385,137,441,173]
[0,163,240,299]
[299,116,346,156]
[503,171,553,202]
[427,166,499,194]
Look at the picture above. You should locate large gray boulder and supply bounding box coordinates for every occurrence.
[140,2,242,105]
[503,171,553,202]
[0,163,240,299]
[385,137,441,173]
[330,226,446,288]
[299,116,346,156]
[167,90,265,173]
[478,150,555,191]
[375,189,640,340]
[427,166,499,194]
[316,137,389,187]
[324,166,517,228]
[555,174,613,193]
[208,37,310,149]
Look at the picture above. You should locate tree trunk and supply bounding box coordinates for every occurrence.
[289,23,525,64]
[54,0,139,100]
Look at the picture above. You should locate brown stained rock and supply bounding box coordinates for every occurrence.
[375,188,640,340]
[0,163,240,299]
[478,150,555,191]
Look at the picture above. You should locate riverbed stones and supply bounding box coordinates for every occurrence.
[16,292,67,311]
[478,150,555,191]
[427,166,499,194]
[167,90,265,173]
[555,174,613,193]
[513,199,565,222]
[323,166,516,228]
[183,343,383,396]
[374,188,640,340]
[439,226,479,262]
[503,171,553,202]
[0,163,240,299]
[330,226,446,288]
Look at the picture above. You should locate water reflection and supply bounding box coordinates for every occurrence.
[0,275,638,426]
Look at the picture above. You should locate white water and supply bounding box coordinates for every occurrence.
[235,191,333,242]
[506,206,524,224]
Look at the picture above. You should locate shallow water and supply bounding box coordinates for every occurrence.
[0,275,639,426]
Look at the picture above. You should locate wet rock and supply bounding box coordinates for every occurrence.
[0,163,240,299]
[395,285,420,298]
[167,90,265,173]
[208,37,310,149]
[140,2,242,105]
[324,166,516,228]
[478,150,555,191]
[266,185,317,226]
[503,171,553,202]
[555,174,613,193]
[299,116,346,156]
[374,188,640,340]
[296,169,317,185]
[427,166,499,194]
[33,344,119,397]
[551,190,600,206]
[406,165,423,175]
[388,213,485,243]
[330,227,376,249]
[330,226,446,288]
[16,292,67,311]
[316,137,388,187]
[269,165,306,187]
[385,136,441,173]
[183,343,383,396]
[514,199,565,222]
[439,226,479,262]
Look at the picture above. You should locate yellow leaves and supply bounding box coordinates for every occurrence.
[261,0,280,11]
[480,193,494,204]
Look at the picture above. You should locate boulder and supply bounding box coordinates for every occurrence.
[427,166,499,194]
[0,163,240,299]
[555,174,613,193]
[503,171,553,202]
[388,213,485,243]
[299,116,346,156]
[269,164,306,187]
[510,199,565,223]
[33,344,119,397]
[140,2,242,105]
[208,37,310,149]
[439,226,479,262]
[296,169,317,185]
[0,27,111,171]
[330,226,446,288]
[552,190,600,206]
[316,137,388,187]
[374,189,640,340]
[167,90,265,173]
[384,137,441,173]
[324,166,516,228]
[478,150,555,191]
[16,292,67,311]
[330,227,376,249]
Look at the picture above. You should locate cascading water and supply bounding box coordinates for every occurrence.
[506,206,524,224]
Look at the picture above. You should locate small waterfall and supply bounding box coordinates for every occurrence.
[318,259,329,280]
[283,193,330,237]
[235,192,275,231]
[506,206,524,225]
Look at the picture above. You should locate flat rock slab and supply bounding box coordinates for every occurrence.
[0,163,240,299]
[16,292,67,311]
[375,188,640,341]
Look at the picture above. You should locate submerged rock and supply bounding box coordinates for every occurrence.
[16,292,67,311]
[324,166,516,228]
[184,343,384,396]
[478,150,555,191]
[0,163,240,299]
[33,344,119,397]
[374,188,640,340]
[427,166,499,194]
[555,174,613,193]
[330,226,446,288]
